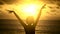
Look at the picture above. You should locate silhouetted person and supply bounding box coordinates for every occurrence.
[24,16,35,34]
[7,10,37,34]
[7,4,46,34]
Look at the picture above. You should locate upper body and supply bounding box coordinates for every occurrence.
[24,16,35,34]
[24,25,35,34]
[8,10,37,34]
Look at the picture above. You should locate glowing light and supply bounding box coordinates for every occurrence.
[14,0,44,19]
[15,3,43,19]
[21,4,38,16]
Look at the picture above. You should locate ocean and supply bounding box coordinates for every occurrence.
[0,19,60,34]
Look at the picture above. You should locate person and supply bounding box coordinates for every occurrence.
[24,16,35,34]
[7,4,46,34]
[19,16,37,34]
[7,10,38,34]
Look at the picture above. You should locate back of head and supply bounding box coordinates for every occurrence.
[26,16,34,25]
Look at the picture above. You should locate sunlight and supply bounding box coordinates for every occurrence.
[21,4,38,16]
[14,3,44,20]
[13,0,45,20]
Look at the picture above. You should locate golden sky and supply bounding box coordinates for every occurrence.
[0,0,60,20]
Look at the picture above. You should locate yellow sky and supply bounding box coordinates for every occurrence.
[0,0,60,20]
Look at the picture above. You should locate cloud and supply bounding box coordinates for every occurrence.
[0,0,19,5]
[0,1,4,5]
[40,0,60,4]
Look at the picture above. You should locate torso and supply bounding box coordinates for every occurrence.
[24,25,35,34]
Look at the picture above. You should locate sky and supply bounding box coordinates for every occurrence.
[0,0,60,20]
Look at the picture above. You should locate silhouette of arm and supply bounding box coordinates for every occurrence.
[33,4,46,27]
[8,10,26,26]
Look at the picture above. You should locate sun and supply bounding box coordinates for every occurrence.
[15,3,43,19]
[22,5,35,13]
[20,4,38,16]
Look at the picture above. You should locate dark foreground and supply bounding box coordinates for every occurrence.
[0,19,60,34]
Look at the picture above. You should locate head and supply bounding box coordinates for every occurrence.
[26,16,34,25]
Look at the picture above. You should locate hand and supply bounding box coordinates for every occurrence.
[7,10,14,13]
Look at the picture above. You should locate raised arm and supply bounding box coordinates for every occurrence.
[7,10,26,27]
[34,4,46,27]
